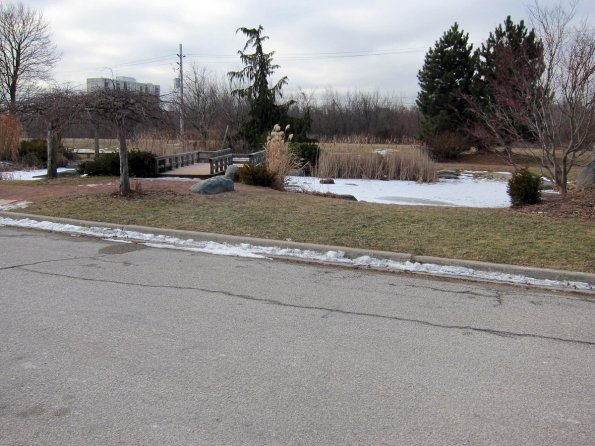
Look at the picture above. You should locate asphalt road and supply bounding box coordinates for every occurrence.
[0,226,594,446]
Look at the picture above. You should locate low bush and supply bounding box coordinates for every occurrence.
[19,139,47,167]
[507,168,542,207]
[78,151,157,177]
[18,139,74,168]
[423,131,471,160]
[129,150,158,177]
[78,152,119,176]
[238,162,277,187]
[315,147,436,182]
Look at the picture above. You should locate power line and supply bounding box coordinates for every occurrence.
[186,46,428,62]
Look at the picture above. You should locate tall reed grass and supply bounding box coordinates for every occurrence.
[265,125,297,190]
[314,134,420,145]
[315,147,436,182]
[0,113,22,161]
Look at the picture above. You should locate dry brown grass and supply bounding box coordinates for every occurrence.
[320,142,419,154]
[0,113,22,161]
[315,147,436,182]
[315,135,419,145]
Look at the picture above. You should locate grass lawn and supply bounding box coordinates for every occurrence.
[20,188,595,273]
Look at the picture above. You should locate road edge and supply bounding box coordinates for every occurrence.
[1,210,593,293]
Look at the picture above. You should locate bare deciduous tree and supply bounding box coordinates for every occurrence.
[473,1,595,194]
[182,64,222,146]
[0,1,60,110]
[86,89,164,194]
[19,86,82,178]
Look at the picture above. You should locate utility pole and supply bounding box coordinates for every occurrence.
[177,43,185,138]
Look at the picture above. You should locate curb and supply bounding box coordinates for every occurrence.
[1,211,594,291]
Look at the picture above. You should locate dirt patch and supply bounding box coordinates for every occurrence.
[509,188,594,220]
[0,177,268,204]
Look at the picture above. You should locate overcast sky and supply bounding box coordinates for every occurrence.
[27,0,595,105]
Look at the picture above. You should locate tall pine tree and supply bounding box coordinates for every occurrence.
[417,23,477,157]
[475,16,544,144]
[228,25,290,149]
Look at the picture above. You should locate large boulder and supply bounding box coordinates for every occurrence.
[190,176,234,195]
[225,164,240,182]
[576,161,595,190]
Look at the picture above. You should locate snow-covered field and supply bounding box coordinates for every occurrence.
[287,173,511,208]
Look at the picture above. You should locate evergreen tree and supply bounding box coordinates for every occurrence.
[416,23,477,142]
[475,16,544,143]
[228,25,290,148]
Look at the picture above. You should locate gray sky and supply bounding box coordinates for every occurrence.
[28,0,595,105]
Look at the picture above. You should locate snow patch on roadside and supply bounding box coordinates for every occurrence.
[0,217,591,291]
[0,200,31,211]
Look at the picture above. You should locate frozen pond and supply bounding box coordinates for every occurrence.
[286,174,511,208]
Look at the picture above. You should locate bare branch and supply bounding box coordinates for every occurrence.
[0,2,60,110]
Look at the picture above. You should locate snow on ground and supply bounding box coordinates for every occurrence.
[2,166,510,208]
[286,175,511,207]
[0,200,31,211]
[0,217,591,291]
[0,168,76,181]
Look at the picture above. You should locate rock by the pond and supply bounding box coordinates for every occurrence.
[320,178,335,184]
[190,176,234,195]
[225,164,240,181]
[576,161,595,190]
[437,170,459,180]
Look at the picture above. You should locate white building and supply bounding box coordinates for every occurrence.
[86,76,161,97]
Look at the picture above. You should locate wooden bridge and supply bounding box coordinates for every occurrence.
[155,149,266,179]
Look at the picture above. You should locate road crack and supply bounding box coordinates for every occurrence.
[16,266,595,347]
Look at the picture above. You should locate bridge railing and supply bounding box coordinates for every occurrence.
[155,150,201,174]
[209,149,233,175]
[248,150,267,166]
[155,148,263,175]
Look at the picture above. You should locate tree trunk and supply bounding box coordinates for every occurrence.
[92,123,100,157]
[117,126,130,194]
[46,120,58,179]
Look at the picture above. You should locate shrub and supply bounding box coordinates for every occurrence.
[423,131,471,160]
[507,168,542,207]
[0,113,21,161]
[19,139,47,167]
[129,150,158,177]
[78,152,119,176]
[78,151,157,177]
[238,162,277,187]
[289,142,320,174]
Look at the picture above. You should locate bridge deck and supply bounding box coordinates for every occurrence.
[159,163,214,178]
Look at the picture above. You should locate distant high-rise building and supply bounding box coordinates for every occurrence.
[86,76,160,97]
